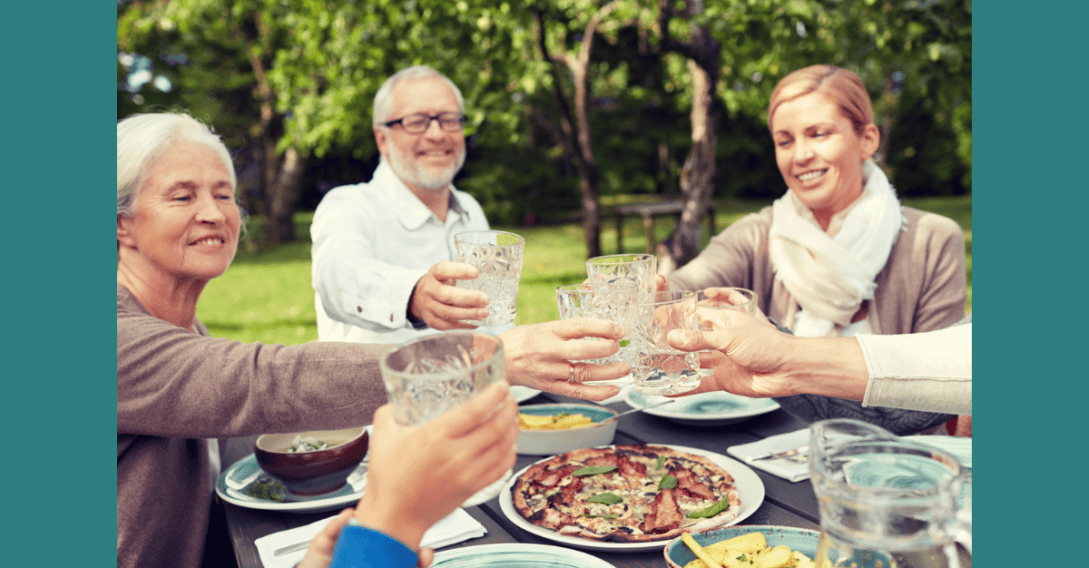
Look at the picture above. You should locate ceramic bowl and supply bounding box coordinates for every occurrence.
[516,403,618,455]
[663,525,821,568]
[254,426,369,495]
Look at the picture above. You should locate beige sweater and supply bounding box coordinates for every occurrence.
[668,206,967,335]
[117,285,390,568]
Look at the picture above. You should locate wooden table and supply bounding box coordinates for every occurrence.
[222,391,820,568]
[612,201,717,255]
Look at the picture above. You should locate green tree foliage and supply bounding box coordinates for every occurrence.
[118,0,971,248]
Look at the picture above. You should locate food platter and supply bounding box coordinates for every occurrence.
[432,543,618,568]
[498,444,765,552]
[624,389,779,426]
[217,426,508,512]
[216,453,367,514]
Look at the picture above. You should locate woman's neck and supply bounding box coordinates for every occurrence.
[117,259,207,332]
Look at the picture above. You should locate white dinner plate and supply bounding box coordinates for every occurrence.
[432,543,618,567]
[511,386,543,403]
[499,444,766,552]
[625,389,780,426]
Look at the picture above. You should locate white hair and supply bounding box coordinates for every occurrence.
[371,65,465,128]
[117,112,237,217]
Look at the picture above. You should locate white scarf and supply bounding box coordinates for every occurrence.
[769,160,905,337]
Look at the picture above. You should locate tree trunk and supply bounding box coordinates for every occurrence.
[263,145,306,244]
[656,4,720,273]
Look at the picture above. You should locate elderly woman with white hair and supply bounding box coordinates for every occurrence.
[116,112,630,568]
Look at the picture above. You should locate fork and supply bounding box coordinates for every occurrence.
[752,445,809,463]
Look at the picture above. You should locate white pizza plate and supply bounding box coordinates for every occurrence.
[432,543,618,567]
[511,386,543,403]
[499,444,766,552]
[625,389,779,426]
[217,426,509,513]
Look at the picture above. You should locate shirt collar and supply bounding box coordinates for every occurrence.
[373,160,471,229]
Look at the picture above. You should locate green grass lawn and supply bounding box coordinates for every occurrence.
[197,195,972,345]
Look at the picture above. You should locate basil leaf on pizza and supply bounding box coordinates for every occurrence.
[511,445,742,543]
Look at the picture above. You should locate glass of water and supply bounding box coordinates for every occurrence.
[555,283,640,387]
[585,254,657,304]
[379,332,506,426]
[454,230,525,327]
[630,290,701,396]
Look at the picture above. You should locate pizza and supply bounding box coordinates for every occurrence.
[510,445,742,543]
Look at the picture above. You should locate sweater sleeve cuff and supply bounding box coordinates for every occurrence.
[329,525,418,568]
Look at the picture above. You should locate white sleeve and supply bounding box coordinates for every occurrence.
[310,190,425,332]
[858,324,972,414]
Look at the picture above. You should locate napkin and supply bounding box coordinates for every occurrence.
[727,429,811,482]
[255,507,487,568]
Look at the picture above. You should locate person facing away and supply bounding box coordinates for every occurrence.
[661,64,967,435]
[311,64,506,344]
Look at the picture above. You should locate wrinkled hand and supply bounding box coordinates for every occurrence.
[500,319,631,402]
[351,382,519,552]
[409,261,490,330]
[666,309,799,398]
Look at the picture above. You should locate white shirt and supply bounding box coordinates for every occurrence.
[859,323,972,414]
[311,161,504,344]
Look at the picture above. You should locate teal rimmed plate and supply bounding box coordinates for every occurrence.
[625,389,779,426]
[663,525,820,568]
[215,453,367,514]
[433,543,617,567]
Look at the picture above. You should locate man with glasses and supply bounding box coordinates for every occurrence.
[311,65,502,343]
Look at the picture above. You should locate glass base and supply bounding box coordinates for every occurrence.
[632,379,700,396]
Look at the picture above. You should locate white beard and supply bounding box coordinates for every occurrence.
[386,142,466,192]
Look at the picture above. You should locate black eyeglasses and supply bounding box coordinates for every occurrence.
[382,112,466,134]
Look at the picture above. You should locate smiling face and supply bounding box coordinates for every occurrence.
[770,91,879,223]
[374,76,466,194]
[117,140,240,287]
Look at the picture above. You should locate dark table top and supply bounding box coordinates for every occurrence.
[222,391,820,568]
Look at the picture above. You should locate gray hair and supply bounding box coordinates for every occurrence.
[371,65,465,128]
[117,112,237,218]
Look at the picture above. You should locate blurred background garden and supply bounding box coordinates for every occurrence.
[117,0,971,345]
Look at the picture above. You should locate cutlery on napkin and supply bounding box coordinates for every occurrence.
[255,507,487,568]
[727,429,811,482]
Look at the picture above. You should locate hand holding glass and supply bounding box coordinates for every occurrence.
[454,230,525,327]
[631,290,701,396]
[379,332,505,426]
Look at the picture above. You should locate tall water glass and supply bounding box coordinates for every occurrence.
[630,290,701,396]
[454,230,525,327]
[585,254,657,303]
[379,332,505,426]
[556,283,640,387]
[809,419,972,568]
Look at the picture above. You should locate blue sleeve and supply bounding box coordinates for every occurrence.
[328,525,419,568]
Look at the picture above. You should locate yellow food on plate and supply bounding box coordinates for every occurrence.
[518,411,594,430]
[681,531,815,568]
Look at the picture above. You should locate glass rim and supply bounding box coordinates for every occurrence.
[453,230,525,246]
[556,282,640,293]
[586,253,656,265]
[379,331,504,378]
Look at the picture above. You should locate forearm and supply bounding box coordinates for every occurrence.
[780,335,870,401]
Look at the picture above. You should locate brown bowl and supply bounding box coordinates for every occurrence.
[254,427,369,495]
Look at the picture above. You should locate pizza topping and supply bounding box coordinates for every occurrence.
[687,496,731,518]
[658,474,678,489]
[586,492,623,505]
[572,465,617,476]
[672,466,716,500]
[643,488,684,533]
